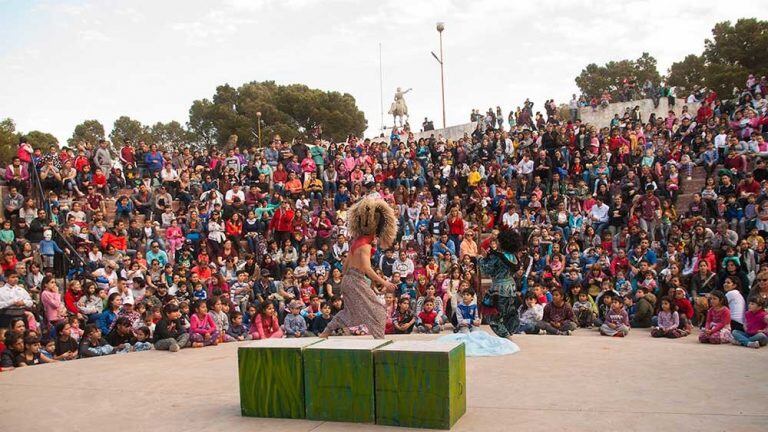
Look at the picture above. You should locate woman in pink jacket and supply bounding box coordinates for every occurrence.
[249,302,283,340]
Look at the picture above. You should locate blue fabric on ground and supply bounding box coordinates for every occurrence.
[436,331,520,356]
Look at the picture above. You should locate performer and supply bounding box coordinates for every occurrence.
[319,196,398,339]
[478,230,522,339]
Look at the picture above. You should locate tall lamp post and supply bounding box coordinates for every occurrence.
[256,111,262,147]
[431,22,446,129]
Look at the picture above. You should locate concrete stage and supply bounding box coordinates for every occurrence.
[1,328,766,432]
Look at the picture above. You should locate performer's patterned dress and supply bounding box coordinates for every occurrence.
[479,251,519,338]
[323,236,387,339]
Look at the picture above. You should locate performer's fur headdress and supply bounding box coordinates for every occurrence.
[347,196,398,249]
[497,230,523,254]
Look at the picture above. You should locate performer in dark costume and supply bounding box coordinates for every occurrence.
[319,196,398,339]
[478,230,522,339]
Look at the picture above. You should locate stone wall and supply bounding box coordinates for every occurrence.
[373,121,479,143]
[577,98,700,128]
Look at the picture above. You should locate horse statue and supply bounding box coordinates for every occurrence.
[388,87,412,127]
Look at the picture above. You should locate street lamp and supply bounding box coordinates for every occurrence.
[431,22,446,129]
[256,111,262,147]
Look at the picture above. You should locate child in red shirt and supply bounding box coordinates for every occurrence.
[673,288,694,331]
[415,298,440,334]
[299,279,316,306]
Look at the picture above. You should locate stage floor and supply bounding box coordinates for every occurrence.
[1,328,766,432]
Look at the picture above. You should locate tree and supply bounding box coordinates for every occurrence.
[109,116,150,147]
[0,120,58,164]
[149,121,194,148]
[575,52,662,100]
[68,120,105,147]
[0,118,18,164]
[187,81,367,148]
[666,54,706,92]
[25,131,59,151]
[668,19,768,97]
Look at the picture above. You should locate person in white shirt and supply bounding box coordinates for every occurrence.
[589,197,610,235]
[332,235,349,263]
[0,272,34,328]
[723,276,746,330]
[224,184,245,203]
[392,251,415,278]
[516,154,534,180]
[502,207,520,229]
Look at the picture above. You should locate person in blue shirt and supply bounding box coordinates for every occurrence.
[432,233,456,258]
[38,229,64,270]
[333,185,351,210]
[455,290,481,333]
[144,144,164,176]
[145,242,169,267]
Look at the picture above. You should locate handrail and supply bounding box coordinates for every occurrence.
[27,160,87,268]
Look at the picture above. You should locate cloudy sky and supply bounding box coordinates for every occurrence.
[1,0,766,143]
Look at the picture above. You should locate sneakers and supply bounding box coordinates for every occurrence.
[613,333,625,338]
[539,329,547,335]
[731,339,741,346]
[558,330,572,336]
[686,176,692,181]
[747,341,760,349]
[169,343,180,352]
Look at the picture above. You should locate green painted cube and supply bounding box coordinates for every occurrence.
[304,338,391,423]
[374,341,466,430]
[238,338,322,419]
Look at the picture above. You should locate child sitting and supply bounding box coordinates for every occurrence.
[536,289,576,335]
[133,326,153,351]
[154,303,190,352]
[79,324,114,357]
[54,322,80,361]
[731,297,768,348]
[189,300,219,347]
[106,317,136,353]
[651,297,688,338]
[226,311,251,341]
[630,288,656,328]
[207,297,230,343]
[572,291,596,328]
[455,290,481,334]
[517,292,543,334]
[722,276,746,332]
[249,302,283,340]
[393,297,416,334]
[311,302,333,335]
[283,300,312,338]
[21,333,55,365]
[673,288,694,331]
[600,296,630,337]
[699,290,733,344]
[637,271,658,295]
[415,298,441,334]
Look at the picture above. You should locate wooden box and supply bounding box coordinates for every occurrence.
[374,340,466,429]
[238,337,321,419]
[303,338,391,423]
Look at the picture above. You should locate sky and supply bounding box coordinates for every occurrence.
[1,0,767,143]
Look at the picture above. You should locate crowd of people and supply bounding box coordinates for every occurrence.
[2,73,768,369]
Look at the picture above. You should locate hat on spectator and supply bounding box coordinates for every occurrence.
[288,299,303,309]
